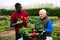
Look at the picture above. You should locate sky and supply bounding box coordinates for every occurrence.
[0,0,60,8]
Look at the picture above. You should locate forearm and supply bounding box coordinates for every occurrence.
[10,21,16,27]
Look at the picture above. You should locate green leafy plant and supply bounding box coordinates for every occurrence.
[19,27,32,36]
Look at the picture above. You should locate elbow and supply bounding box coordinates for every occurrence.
[45,29,53,33]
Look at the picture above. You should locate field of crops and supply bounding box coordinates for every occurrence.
[0,16,60,40]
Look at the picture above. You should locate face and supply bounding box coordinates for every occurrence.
[16,5,22,13]
[39,11,46,19]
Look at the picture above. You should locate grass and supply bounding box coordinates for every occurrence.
[0,16,60,40]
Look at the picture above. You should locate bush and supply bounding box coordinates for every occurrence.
[26,8,60,16]
[0,8,60,16]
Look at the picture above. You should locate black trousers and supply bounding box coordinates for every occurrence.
[15,32,30,40]
[15,32,21,40]
[38,39,46,40]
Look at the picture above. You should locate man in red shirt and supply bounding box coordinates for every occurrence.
[10,3,29,40]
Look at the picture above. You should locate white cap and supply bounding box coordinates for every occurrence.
[39,9,47,14]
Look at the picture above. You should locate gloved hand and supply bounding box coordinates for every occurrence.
[16,19,23,24]
[41,30,45,35]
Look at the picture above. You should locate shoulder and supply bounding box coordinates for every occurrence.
[11,11,16,15]
[22,10,28,16]
[11,11,16,17]
[22,10,28,12]
[48,19,53,24]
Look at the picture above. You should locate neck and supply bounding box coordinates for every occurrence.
[40,16,47,21]
[16,11,21,14]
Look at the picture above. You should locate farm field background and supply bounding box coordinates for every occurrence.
[0,16,60,40]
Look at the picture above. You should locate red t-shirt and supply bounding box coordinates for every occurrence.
[11,10,28,32]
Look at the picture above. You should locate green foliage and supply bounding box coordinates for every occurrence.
[26,8,60,16]
[0,8,60,17]
[35,20,44,30]
[0,16,60,39]
[19,27,32,36]
[0,27,6,32]
[52,27,60,39]
[0,9,14,15]
[27,21,35,28]
[0,16,11,32]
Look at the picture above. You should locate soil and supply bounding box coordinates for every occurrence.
[0,30,15,40]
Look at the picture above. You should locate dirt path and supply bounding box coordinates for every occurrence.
[0,30,15,40]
